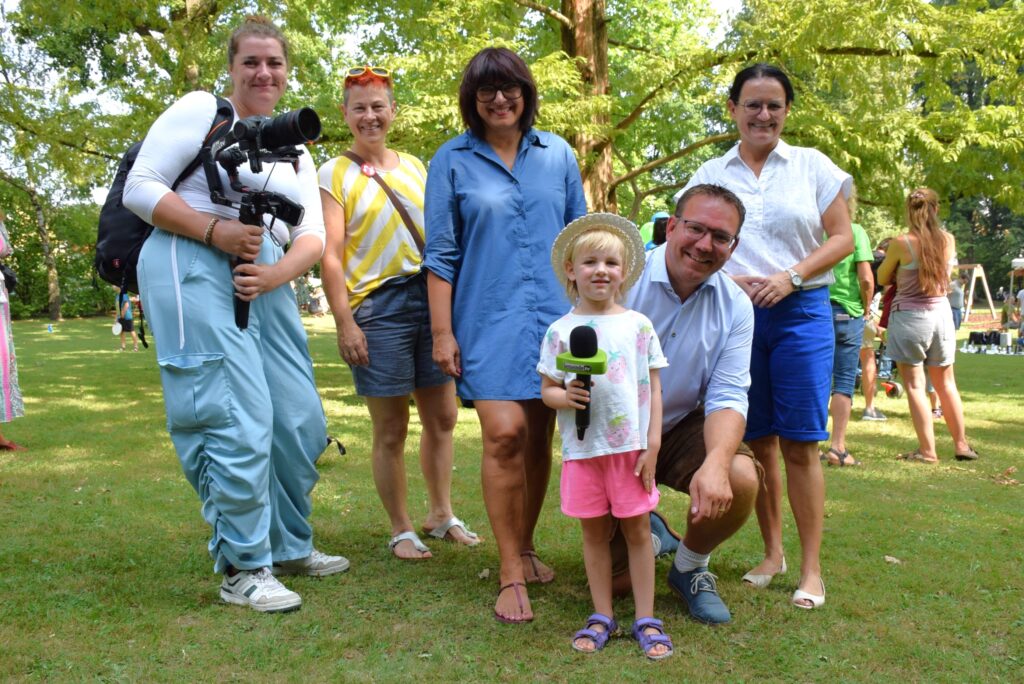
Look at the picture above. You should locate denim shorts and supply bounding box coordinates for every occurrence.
[831,303,865,398]
[746,287,834,442]
[350,273,451,397]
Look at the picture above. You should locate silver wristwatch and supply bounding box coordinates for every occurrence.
[786,268,803,289]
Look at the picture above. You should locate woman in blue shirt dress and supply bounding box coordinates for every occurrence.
[423,47,587,623]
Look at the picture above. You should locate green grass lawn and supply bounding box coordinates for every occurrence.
[1,316,1021,682]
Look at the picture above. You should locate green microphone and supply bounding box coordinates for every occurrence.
[556,326,608,440]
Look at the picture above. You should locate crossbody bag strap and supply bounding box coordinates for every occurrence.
[341,150,425,253]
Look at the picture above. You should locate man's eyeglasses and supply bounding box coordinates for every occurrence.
[675,218,738,248]
[739,100,786,115]
[476,83,523,103]
[346,66,391,80]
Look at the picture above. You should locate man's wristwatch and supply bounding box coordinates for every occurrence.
[786,268,803,290]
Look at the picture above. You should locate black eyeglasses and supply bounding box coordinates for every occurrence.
[675,218,738,248]
[739,100,786,115]
[476,83,523,103]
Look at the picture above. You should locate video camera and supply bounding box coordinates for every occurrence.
[204,107,322,329]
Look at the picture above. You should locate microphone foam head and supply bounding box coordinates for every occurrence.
[569,325,598,357]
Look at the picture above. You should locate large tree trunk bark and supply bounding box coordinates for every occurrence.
[562,0,613,211]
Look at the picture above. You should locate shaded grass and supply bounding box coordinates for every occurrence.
[1,317,1022,682]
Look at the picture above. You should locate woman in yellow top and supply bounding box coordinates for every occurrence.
[319,67,481,559]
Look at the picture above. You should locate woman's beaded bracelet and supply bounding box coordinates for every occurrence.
[203,217,219,246]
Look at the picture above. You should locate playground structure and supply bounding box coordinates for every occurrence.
[959,263,997,321]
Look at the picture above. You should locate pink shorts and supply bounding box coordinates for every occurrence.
[560,450,660,519]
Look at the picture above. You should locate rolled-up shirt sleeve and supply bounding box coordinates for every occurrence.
[422,145,462,285]
[123,91,216,224]
[704,295,753,417]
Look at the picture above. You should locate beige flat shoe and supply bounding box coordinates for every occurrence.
[742,557,787,589]
[792,578,826,609]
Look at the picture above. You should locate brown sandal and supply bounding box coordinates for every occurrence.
[897,451,937,464]
[494,582,532,624]
[520,550,555,584]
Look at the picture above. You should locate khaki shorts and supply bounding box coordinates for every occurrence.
[609,410,755,576]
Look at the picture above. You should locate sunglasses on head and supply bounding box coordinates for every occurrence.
[346,66,391,79]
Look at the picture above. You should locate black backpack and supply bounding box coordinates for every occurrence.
[94,96,234,294]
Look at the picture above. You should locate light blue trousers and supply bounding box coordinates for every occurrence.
[139,229,327,573]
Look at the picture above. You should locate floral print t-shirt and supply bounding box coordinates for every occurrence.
[537,310,668,461]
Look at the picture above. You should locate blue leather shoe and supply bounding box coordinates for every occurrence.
[667,565,731,624]
[649,510,681,558]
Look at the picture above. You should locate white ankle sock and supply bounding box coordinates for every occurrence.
[673,544,710,574]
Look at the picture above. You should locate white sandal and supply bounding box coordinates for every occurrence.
[388,531,431,559]
[742,557,787,589]
[791,578,826,609]
[424,516,481,546]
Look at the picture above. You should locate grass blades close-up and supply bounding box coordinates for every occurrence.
[1,316,1022,682]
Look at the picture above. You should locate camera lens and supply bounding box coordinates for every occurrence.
[261,107,322,149]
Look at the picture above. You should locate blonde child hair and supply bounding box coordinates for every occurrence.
[561,228,631,301]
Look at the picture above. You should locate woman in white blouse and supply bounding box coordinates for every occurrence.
[680,63,853,609]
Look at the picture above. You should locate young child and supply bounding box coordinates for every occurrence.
[537,213,673,660]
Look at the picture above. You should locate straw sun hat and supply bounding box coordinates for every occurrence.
[550,212,647,291]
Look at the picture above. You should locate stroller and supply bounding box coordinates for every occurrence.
[855,340,904,399]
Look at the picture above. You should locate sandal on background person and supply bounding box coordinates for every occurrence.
[896,451,938,464]
[825,447,862,467]
[954,445,980,461]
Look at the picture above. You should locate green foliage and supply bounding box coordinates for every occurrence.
[2,0,1023,312]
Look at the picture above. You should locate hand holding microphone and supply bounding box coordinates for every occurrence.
[556,326,607,440]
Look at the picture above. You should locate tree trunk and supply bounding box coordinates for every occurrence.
[0,167,62,319]
[561,0,613,211]
[32,200,61,321]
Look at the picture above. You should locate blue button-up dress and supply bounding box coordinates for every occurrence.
[423,129,588,400]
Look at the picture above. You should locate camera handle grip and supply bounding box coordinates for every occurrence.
[232,197,265,331]
[232,258,253,330]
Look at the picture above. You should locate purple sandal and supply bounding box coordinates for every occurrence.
[571,613,618,653]
[632,617,674,661]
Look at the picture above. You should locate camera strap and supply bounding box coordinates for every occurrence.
[341,151,425,254]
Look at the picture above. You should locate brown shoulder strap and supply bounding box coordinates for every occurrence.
[341,150,424,253]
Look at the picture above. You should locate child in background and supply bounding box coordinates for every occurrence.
[537,214,672,660]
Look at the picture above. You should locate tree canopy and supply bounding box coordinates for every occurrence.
[2,0,1022,318]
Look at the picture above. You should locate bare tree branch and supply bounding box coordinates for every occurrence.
[608,38,655,55]
[609,132,737,192]
[3,119,117,161]
[511,0,573,29]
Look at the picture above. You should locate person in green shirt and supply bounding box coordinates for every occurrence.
[821,222,873,466]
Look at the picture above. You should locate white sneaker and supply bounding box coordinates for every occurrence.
[220,567,302,613]
[271,549,350,577]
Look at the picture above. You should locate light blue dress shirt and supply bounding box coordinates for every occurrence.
[423,129,588,400]
[626,245,754,430]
